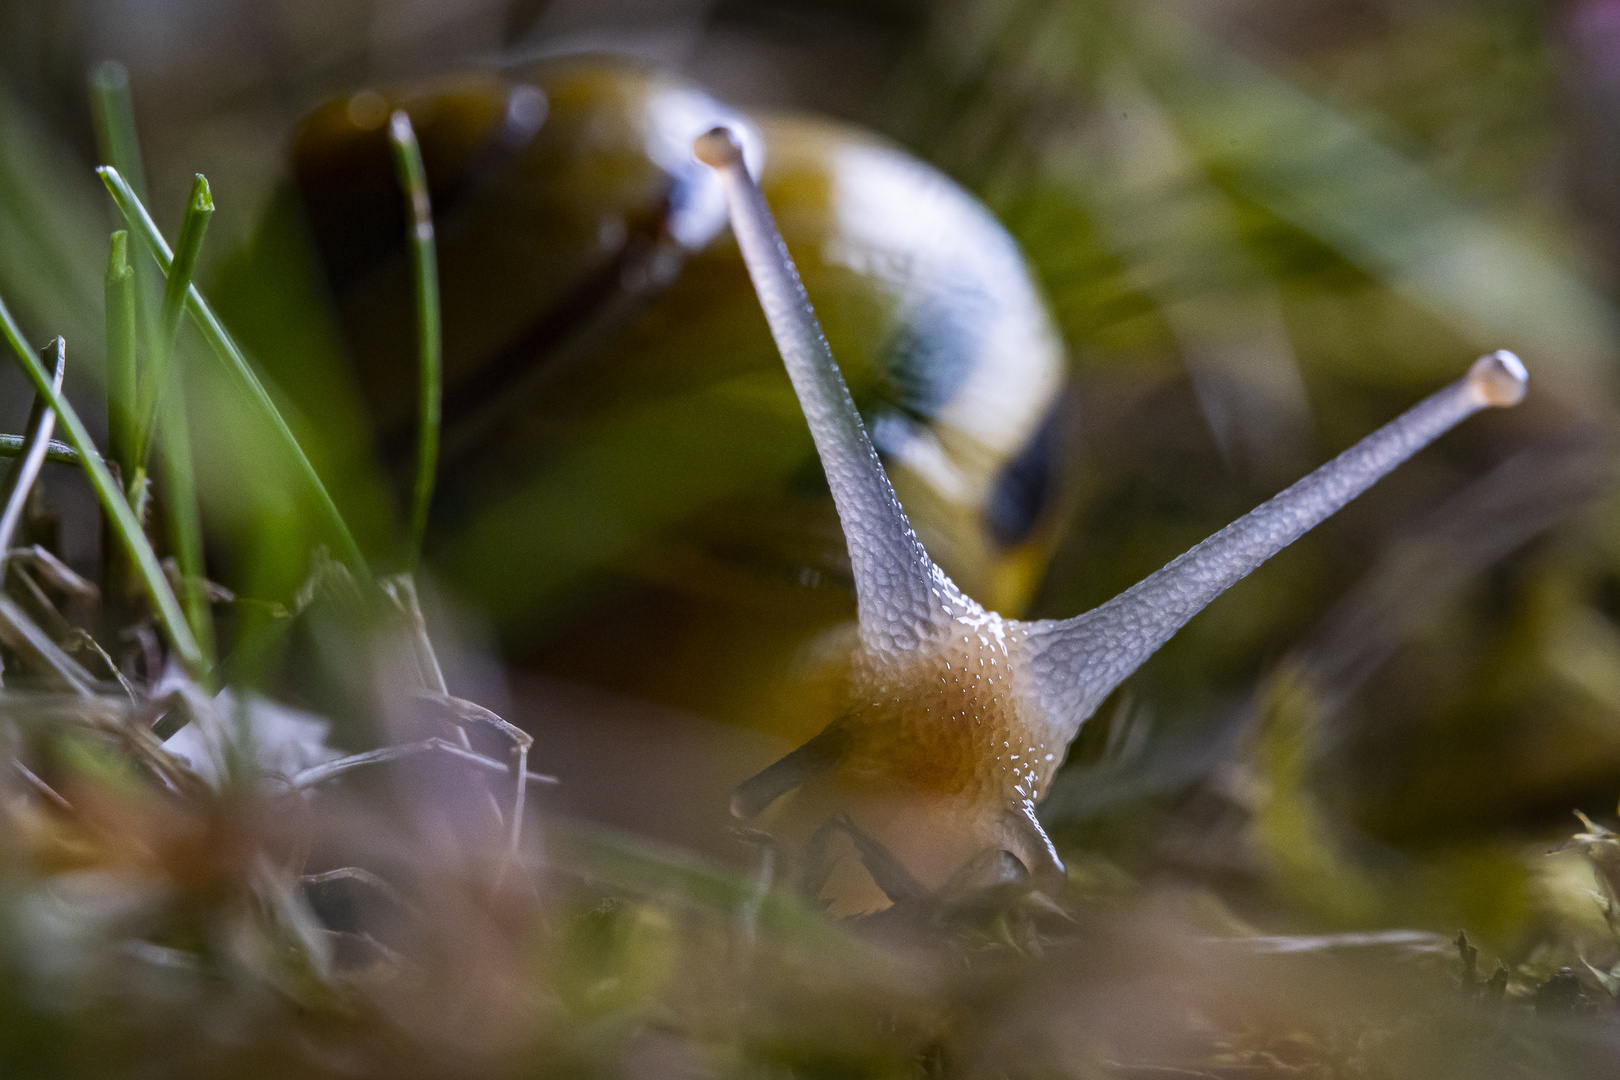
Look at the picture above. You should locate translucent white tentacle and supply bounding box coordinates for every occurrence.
[1021,351,1527,744]
[696,127,958,654]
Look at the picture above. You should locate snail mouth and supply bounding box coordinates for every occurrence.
[731,722,850,820]
[732,650,1055,914]
[769,787,1050,916]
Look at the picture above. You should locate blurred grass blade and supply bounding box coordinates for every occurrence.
[90,66,160,522]
[1049,60,1311,476]
[1136,9,1620,396]
[89,60,162,399]
[0,84,101,344]
[105,230,137,485]
[0,339,65,559]
[0,594,96,695]
[158,368,215,674]
[0,301,205,676]
[387,111,443,566]
[98,165,371,581]
[542,818,870,960]
[89,61,151,201]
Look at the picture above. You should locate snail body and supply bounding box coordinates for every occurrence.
[268,59,1533,912]
[695,127,1530,915]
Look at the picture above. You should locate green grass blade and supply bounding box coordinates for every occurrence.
[89,62,151,200]
[98,165,371,582]
[89,61,162,381]
[387,111,443,566]
[159,176,213,348]
[0,307,204,676]
[104,230,137,484]
[135,176,218,672]
[151,177,217,673]
[0,339,65,559]
[146,178,218,674]
[89,64,160,522]
[135,175,212,470]
[0,434,79,465]
[157,385,216,676]
[0,84,103,339]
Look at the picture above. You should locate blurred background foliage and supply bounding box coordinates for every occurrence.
[5,0,1620,1075]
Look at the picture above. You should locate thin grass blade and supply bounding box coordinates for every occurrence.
[134,174,212,469]
[104,229,138,484]
[0,594,97,694]
[89,62,151,201]
[387,112,442,567]
[140,176,216,672]
[158,387,215,676]
[0,339,65,560]
[0,435,79,465]
[89,61,162,395]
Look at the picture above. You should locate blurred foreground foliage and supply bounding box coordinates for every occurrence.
[2,0,1620,1076]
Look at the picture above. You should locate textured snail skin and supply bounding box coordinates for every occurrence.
[700,126,1529,915]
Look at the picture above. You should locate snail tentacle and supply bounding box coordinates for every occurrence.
[1001,802,1066,886]
[696,127,963,657]
[730,723,849,819]
[1019,351,1528,745]
[833,814,931,905]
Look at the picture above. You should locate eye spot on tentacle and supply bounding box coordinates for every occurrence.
[1466,350,1527,407]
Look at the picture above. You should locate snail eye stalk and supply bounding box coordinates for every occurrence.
[695,127,963,658]
[1020,351,1528,743]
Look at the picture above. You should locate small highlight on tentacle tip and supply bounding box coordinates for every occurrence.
[694,126,746,169]
[1467,350,1528,407]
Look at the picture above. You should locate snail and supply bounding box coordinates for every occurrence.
[692,127,1530,915]
[281,58,1065,639]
